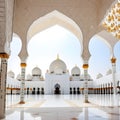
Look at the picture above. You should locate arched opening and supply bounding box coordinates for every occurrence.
[54,83,61,94]
[8,33,22,78]
[89,35,111,79]
[27,10,83,78]
[27,10,83,48]
[27,24,82,77]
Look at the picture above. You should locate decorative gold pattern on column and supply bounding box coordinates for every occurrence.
[83,63,89,103]
[111,57,117,106]
[0,53,8,119]
[19,63,26,104]
[20,63,27,67]
[19,101,25,104]
[111,57,116,63]
[83,64,89,69]
[0,53,9,58]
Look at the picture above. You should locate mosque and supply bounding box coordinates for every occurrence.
[6,54,120,96]
[7,55,93,95]
[0,0,120,119]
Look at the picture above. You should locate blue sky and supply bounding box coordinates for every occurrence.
[8,25,120,79]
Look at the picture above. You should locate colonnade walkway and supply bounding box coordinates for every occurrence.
[3,94,120,120]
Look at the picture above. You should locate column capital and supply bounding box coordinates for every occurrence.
[20,63,27,67]
[0,53,9,58]
[111,57,116,63]
[83,64,89,69]
[19,101,25,104]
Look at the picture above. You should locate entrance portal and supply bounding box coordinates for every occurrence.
[54,83,61,94]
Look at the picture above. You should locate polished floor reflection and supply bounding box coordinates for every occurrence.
[3,94,120,120]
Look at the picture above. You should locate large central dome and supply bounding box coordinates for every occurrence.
[49,55,67,74]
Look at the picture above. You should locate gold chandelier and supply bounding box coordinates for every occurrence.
[102,0,120,39]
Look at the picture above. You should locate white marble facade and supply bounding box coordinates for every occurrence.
[7,56,93,95]
[7,56,120,95]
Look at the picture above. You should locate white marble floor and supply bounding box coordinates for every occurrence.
[3,94,120,120]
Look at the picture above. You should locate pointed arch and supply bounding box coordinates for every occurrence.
[89,34,112,57]
[96,30,118,57]
[7,33,22,77]
[12,33,22,56]
[27,10,83,51]
[97,30,117,47]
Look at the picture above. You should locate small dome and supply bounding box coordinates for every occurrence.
[96,73,103,79]
[7,71,15,78]
[26,74,32,80]
[80,74,92,81]
[16,74,21,80]
[32,67,41,76]
[106,69,112,75]
[71,65,80,76]
[49,56,67,74]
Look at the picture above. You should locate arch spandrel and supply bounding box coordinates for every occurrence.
[81,35,94,62]
[18,35,28,62]
[82,47,91,62]
[13,0,116,62]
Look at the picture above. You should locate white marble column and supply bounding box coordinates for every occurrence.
[0,53,9,119]
[111,57,118,106]
[19,63,26,104]
[20,110,24,120]
[84,107,88,120]
[111,57,117,95]
[83,63,89,103]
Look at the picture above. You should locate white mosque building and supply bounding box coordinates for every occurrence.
[6,56,94,95]
[6,56,120,96]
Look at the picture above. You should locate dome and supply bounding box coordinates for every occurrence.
[16,74,21,80]
[32,67,41,76]
[106,69,112,75]
[96,73,103,79]
[26,74,32,80]
[80,74,92,81]
[71,65,80,76]
[49,56,67,74]
[7,71,15,78]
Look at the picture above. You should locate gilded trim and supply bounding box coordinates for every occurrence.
[0,53,9,58]
[19,101,25,104]
[20,63,27,67]
[111,57,116,63]
[83,64,89,69]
